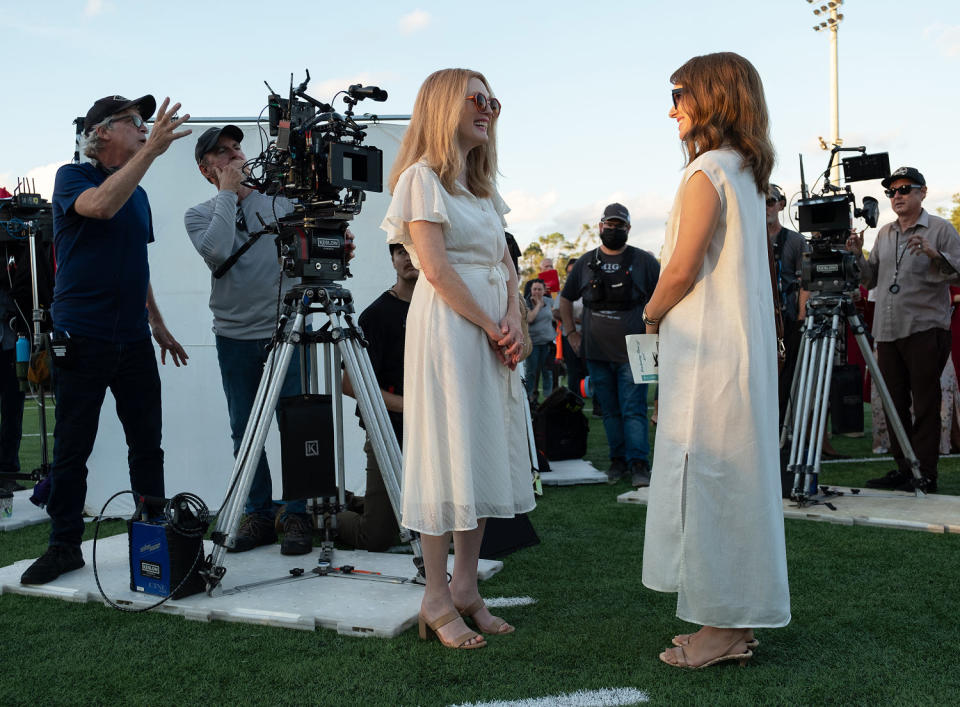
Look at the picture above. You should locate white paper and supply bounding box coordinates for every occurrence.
[625,334,659,384]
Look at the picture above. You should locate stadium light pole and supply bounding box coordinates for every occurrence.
[808,0,844,184]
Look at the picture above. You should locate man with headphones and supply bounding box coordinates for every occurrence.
[559,203,660,487]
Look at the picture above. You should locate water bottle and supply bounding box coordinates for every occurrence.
[15,335,30,390]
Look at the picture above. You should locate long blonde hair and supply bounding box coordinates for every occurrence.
[389,68,498,199]
[671,52,774,195]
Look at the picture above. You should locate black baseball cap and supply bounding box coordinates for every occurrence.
[601,202,630,224]
[83,95,156,134]
[881,166,925,189]
[195,125,244,163]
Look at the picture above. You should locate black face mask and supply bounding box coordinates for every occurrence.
[600,227,628,250]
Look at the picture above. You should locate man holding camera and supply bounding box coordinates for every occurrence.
[767,184,809,423]
[185,125,316,555]
[21,95,190,585]
[559,203,660,487]
[846,167,960,493]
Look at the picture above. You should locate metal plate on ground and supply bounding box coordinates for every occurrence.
[0,534,503,637]
[0,490,50,532]
[539,459,607,486]
[618,486,960,534]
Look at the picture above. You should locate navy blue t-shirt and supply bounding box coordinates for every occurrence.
[52,163,153,342]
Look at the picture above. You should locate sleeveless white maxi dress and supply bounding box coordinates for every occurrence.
[642,148,791,628]
[381,161,536,534]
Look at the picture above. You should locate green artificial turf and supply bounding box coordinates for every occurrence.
[2,397,959,706]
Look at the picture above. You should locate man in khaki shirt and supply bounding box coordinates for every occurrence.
[846,166,960,493]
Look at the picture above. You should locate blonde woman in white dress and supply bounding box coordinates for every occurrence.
[641,52,791,669]
[381,68,536,651]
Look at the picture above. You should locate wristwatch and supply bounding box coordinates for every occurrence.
[642,308,659,327]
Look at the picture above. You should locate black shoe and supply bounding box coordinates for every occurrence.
[606,457,628,484]
[865,469,907,489]
[229,514,278,553]
[0,479,26,492]
[630,460,651,488]
[20,545,84,585]
[894,476,938,494]
[280,514,313,556]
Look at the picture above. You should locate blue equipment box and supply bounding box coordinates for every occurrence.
[128,520,205,599]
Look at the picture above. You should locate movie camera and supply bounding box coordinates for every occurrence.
[240,70,386,284]
[795,147,889,293]
[0,185,53,244]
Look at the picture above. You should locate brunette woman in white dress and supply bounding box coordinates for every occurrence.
[381,68,536,650]
[640,52,791,669]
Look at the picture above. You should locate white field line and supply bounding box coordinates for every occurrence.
[452,688,649,707]
[484,596,537,608]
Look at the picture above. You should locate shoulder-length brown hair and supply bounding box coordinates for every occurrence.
[671,52,774,194]
[388,68,498,199]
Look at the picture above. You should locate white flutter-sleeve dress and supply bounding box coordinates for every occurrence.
[380,161,536,535]
[642,148,791,628]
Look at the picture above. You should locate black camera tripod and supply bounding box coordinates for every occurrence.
[780,291,926,505]
[201,282,422,594]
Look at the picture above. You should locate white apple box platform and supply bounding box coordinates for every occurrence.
[0,534,502,637]
[0,489,50,532]
[539,459,607,486]
[618,485,960,534]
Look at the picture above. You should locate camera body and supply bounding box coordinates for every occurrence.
[795,150,888,294]
[247,72,386,284]
[0,192,53,244]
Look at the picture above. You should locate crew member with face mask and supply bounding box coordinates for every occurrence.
[559,203,660,487]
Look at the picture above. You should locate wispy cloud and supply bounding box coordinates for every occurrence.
[84,0,106,17]
[399,10,431,35]
[924,23,960,57]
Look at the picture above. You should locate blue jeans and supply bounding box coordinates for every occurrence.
[48,335,164,547]
[215,335,305,518]
[586,359,649,465]
[0,346,25,474]
[524,343,554,402]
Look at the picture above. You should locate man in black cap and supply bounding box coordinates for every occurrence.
[184,126,314,554]
[846,166,960,493]
[766,183,809,423]
[559,203,660,487]
[21,95,190,585]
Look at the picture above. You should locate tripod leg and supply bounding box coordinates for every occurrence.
[802,313,840,495]
[790,320,820,494]
[780,320,809,448]
[206,311,307,588]
[849,314,924,492]
[337,330,423,564]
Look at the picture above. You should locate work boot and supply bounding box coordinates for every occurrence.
[894,476,938,494]
[229,513,277,553]
[280,514,314,555]
[606,457,628,484]
[20,545,85,585]
[630,460,651,488]
[865,469,907,490]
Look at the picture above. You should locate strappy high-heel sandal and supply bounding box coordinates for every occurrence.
[659,643,753,669]
[455,598,515,635]
[418,611,486,650]
[672,633,759,650]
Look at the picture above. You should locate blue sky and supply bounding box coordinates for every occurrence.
[2,0,958,252]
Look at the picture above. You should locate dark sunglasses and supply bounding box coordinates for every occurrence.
[465,93,501,115]
[884,184,922,198]
[766,198,780,206]
[111,114,146,129]
[671,88,684,109]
